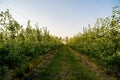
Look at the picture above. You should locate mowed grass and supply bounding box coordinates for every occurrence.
[62,46,100,80]
[28,46,103,80]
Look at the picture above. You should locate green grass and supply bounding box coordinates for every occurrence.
[65,47,100,80]
[28,46,104,80]
[29,47,63,80]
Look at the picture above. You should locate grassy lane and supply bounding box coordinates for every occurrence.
[28,46,105,80]
[64,47,100,80]
[28,46,73,80]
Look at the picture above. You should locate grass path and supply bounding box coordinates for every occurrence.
[26,46,116,80]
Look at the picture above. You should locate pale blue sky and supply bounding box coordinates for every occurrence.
[0,0,120,37]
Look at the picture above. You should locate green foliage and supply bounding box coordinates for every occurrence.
[0,10,63,79]
[67,6,120,78]
[106,51,120,76]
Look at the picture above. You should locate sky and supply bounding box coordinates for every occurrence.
[0,0,120,38]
